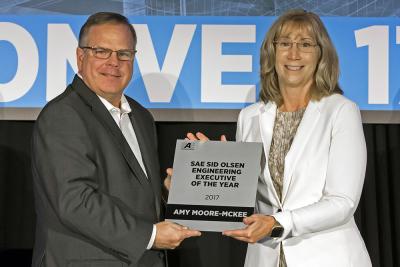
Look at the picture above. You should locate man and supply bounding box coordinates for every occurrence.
[31,12,200,267]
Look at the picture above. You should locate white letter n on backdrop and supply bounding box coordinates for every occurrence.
[134,24,196,102]
[47,24,78,101]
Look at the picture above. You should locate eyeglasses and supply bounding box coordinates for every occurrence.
[80,46,137,61]
[274,39,318,53]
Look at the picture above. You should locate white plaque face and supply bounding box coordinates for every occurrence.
[166,140,262,232]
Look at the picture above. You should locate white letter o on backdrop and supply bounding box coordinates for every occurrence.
[0,22,39,102]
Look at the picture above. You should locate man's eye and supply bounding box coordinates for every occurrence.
[118,51,131,58]
[94,49,109,55]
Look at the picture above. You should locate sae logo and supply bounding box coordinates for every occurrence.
[181,141,196,150]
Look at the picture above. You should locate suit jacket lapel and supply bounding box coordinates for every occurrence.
[70,75,149,186]
[128,111,161,218]
[281,100,321,203]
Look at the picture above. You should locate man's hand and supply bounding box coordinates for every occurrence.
[222,214,275,243]
[186,132,226,142]
[153,221,201,249]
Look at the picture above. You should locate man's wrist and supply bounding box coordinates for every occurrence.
[147,224,157,249]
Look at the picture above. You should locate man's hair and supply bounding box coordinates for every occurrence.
[78,12,137,49]
[259,9,342,106]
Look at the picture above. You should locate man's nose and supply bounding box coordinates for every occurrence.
[106,51,120,66]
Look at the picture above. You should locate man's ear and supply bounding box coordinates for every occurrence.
[76,47,84,72]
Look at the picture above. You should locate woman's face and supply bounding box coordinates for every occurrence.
[274,24,319,91]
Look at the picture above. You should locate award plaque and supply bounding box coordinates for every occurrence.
[166,140,262,232]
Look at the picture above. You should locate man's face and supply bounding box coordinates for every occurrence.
[77,23,134,106]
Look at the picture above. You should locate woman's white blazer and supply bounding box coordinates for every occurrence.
[236,94,372,267]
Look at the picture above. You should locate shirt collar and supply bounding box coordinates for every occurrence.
[97,94,132,114]
[77,73,132,114]
[120,95,132,114]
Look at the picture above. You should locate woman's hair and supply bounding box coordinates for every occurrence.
[259,9,342,105]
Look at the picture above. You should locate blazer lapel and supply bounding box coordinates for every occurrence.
[129,111,161,218]
[258,102,281,206]
[281,100,321,203]
[71,76,149,186]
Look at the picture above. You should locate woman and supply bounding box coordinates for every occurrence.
[187,9,372,267]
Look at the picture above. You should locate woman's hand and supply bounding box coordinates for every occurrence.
[164,168,173,191]
[186,132,227,141]
[222,214,276,243]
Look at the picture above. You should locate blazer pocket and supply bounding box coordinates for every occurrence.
[67,259,125,267]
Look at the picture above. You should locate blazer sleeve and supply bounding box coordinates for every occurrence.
[235,108,244,142]
[273,101,367,240]
[32,103,153,264]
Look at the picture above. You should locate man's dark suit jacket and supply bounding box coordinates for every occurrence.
[31,75,164,267]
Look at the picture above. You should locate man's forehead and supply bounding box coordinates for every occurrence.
[86,23,129,35]
[85,23,134,47]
